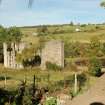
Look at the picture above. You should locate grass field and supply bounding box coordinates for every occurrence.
[20,24,105,43]
[1,24,105,91]
[0,64,99,92]
[0,65,75,90]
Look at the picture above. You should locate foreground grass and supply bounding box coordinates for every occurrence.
[0,66,75,90]
[0,64,99,93]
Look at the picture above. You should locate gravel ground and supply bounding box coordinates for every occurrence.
[66,74,105,105]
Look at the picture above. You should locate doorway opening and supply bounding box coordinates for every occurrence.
[32,55,41,66]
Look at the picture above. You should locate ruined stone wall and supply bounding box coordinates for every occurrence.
[41,40,64,70]
[3,40,64,70]
[3,42,25,69]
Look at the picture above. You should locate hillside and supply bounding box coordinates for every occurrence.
[1,24,105,105]
[20,24,105,43]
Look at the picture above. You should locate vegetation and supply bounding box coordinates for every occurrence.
[101,1,105,8]
[37,26,48,36]
[0,26,22,43]
[44,97,57,105]
[0,0,105,104]
[46,62,62,71]
[1,24,105,104]
[0,75,43,105]
[16,36,46,67]
[0,66,90,105]
[89,57,102,77]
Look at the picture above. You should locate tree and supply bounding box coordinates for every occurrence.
[0,26,7,42]
[6,27,22,43]
[0,26,22,43]
[100,1,105,8]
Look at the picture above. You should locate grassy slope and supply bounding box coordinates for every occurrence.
[1,24,105,90]
[20,24,105,43]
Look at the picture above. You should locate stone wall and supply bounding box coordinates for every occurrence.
[3,40,64,70]
[41,40,64,70]
[3,42,25,69]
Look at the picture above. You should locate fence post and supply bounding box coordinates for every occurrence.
[4,75,7,88]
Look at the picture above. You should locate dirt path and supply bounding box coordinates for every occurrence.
[66,74,105,105]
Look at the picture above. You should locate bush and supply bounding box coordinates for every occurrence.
[37,26,48,36]
[44,97,57,105]
[81,24,86,27]
[64,42,81,58]
[64,75,74,87]
[89,57,102,77]
[77,73,87,90]
[0,76,11,81]
[46,62,62,71]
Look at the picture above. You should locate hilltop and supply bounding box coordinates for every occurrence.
[20,24,105,44]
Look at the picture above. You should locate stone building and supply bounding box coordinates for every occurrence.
[3,40,64,70]
[41,40,64,70]
[3,42,26,69]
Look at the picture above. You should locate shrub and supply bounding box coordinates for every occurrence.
[95,26,100,29]
[81,24,86,27]
[64,75,74,87]
[77,73,87,90]
[89,57,102,77]
[46,62,62,71]
[44,97,57,105]
[37,26,48,36]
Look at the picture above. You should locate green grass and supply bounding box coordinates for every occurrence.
[0,65,99,92]
[1,24,104,91]
[20,24,105,43]
[0,65,75,90]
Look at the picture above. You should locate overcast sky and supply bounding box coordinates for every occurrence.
[0,0,105,27]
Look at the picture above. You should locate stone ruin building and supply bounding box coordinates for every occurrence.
[41,40,64,69]
[3,42,26,69]
[3,40,64,70]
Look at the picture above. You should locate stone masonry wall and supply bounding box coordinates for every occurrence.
[41,40,64,70]
[3,42,25,69]
[3,40,64,70]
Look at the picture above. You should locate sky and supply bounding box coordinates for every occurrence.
[0,0,105,27]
